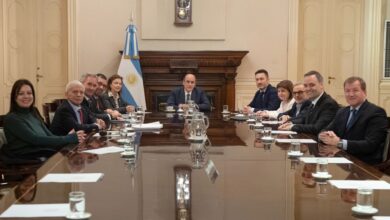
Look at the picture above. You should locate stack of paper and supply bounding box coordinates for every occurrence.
[82,146,124,155]
[132,121,163,130]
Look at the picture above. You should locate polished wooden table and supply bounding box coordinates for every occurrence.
[1,112,390,220]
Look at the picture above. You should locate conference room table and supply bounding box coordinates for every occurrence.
[1,112,390,220]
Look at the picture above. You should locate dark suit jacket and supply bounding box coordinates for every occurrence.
[81,97,110,121]
[248,84,280,112]
[324,100,387,164]
[292,92,339,135]
[50,100,98,135]
[101,92,130,114]
[279,100,311,124]
[166,87,211,111]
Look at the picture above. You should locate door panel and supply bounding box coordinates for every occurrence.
[0,0,68,114]
[298,0,363,105]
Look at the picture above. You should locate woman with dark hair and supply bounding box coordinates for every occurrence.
[258,80,295,119]
[101,74,134,114]
[1,79,85,160]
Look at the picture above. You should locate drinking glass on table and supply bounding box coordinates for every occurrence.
[68,191,86,218]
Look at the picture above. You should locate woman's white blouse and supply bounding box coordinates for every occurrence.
[266,98,295,119]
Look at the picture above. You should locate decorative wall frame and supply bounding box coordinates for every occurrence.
[174,0,192,26]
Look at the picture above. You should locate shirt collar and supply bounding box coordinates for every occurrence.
[311,92,324,107]
[68,100,82,112]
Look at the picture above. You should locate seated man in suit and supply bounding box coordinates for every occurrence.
[80,73,121,120]
[278,70,339,135]
[167,72,211,111]
[243,69,280,113]
[51,80,106,135]
[278,82,311,124]
[318,77,387,165]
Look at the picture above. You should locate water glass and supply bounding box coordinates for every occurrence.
[69,191,85,218]
[256,115,263,123]
[290,142,301,153]
[316,158,328,175]
[356,188,374,210]
[263,127,272,137]
[136,105,143,113]
[223,105,229,113]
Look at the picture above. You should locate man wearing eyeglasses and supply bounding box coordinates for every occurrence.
[278,82,311,123]
[167,71,211,111]
[278,70,339,135]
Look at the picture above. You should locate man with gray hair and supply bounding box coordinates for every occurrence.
[80,73,121,120]
[278,70,339,135]
[50,80,106,135]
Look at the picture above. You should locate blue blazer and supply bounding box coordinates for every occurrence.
[167,87,211,111]
[324,100,387,164]
[248,84,280,112]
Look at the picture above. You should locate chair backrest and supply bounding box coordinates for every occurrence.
[0,127,7,149]
[383,129,390,162]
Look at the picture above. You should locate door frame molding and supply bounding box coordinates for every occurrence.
[67,0,78,81]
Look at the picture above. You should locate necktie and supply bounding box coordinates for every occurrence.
[78,109,84,124]
[346,109,357,130]
[186,93,191,103]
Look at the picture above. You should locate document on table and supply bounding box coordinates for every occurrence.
[82,146,124,155]
[328,180,390,190]
[271,130,297,135]
[262,121,282,124]
[39,173,104,183]
[0,204,68,218]
[132,121,163,130]
[276,138,317,144]
[299,157,353,164]
[373,217,390,220]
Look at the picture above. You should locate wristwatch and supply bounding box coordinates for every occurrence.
[337,140,343,148]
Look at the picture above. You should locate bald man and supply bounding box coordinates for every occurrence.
[167,72,211,111]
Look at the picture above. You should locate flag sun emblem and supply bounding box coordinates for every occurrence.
[126,73,138,85]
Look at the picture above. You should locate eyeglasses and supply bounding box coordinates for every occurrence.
[293,91,305,95]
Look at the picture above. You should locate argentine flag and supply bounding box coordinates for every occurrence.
[118,24,146,109]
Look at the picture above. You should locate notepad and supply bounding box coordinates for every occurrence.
[373,217,390,220]
[276,138,317,144]
[299,157,352,164]
[82,146,124,155]
[0,204,69,218]
[39,173,104,183]
[262,121,282,124]
[271,130,297,135]
[328,180,390,190]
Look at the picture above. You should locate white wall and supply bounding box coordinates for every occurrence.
[77,0,289,108]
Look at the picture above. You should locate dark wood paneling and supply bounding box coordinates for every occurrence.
[140,51,248,112]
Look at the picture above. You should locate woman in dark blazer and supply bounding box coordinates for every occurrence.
[101,74,134,114]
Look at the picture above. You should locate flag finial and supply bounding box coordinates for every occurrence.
[130,11,134,25]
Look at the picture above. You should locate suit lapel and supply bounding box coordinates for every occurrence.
[346,101,368,131]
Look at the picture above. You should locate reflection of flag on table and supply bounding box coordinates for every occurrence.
[118,24,146,108]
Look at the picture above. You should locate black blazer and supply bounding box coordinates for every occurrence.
[248,84,280,112]
[101,92,130,114]
[81,97,110,121]
[166,87,211,111]
[50,100,98,135]
[279,100,311,124]
[292,92,339,135]
[324,100,387,164]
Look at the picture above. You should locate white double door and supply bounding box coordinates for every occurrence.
[0,0,68,114]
